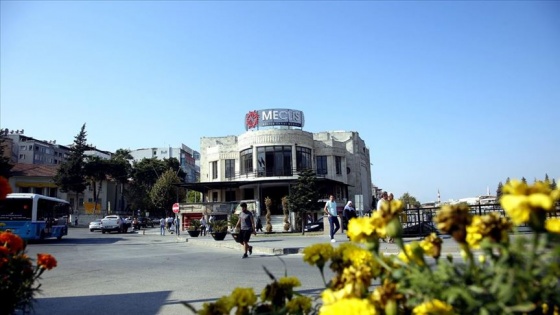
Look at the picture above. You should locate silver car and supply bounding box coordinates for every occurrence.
[89,219,102,232]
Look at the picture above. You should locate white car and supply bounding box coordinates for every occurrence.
[89,219,102,232]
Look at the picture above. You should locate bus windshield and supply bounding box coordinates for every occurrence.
[0,198,33,221]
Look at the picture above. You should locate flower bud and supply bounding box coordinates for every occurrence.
[386,217,403,238]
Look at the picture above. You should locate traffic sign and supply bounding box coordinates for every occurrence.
[172,203,180,213]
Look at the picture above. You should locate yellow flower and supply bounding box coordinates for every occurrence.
[412,299,455,315]
[500,195,531,225]
[319,297,377,315]
[466,212,512,249]
[302,243,334,270]
[466,216,484,249]
[501,180,559,229]
[545,218,560,234]
[371,279,403,310]
[347,216,386,243]
[286,296,313,314]
[377,199,404,225]
[229,287,257,308]
[420,233,443,259]
[435,204,472,243]
[398,242,425,266]
[321,285,355,304]
[278,276,301,290]
[503,179,529,195]
[198,296,233,315]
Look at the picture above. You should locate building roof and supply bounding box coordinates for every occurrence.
[11,163,59,177]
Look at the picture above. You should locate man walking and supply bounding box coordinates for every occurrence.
[324,195,339,242]
[174,216,180,236]
[235,202,256,259]
[159,217,166,236]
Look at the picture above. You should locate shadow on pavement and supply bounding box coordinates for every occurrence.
[34,291,173,315]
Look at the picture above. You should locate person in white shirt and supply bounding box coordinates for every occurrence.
[324,195,339,242]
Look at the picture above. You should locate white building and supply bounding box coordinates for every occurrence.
[180,108,373,227]
[129,144,200,182]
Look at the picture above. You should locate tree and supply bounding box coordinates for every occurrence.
[0,135,14,178]
[83,156,110,215]
[287,169,320,233]
[496,182,503,200]
[127,157,185,214]
[108,149,133,212]
[53,124,88,211]
[399,192,421,208]
[186,190,201,203]
[149,169,185,218]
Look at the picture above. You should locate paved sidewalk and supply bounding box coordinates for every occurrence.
[138,228,463,256]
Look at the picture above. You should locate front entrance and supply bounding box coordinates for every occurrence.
[261,186,289,215]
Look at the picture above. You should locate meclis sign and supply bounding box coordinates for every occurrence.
[245,109,305,130]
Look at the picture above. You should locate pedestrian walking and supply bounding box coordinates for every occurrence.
[386,192,396,243]
[235,202,256,259]
[174,216,180,235]
[166,215,174,233]
[200,216,207,236]
[343,200,357,232]
[208,215,214,233]
[159,217,166,236]
[324,195,339,242]
[255,215,263,233]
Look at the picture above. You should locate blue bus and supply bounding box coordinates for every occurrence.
[0,193,71,241]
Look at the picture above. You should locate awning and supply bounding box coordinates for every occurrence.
[176,177,350,194]
[16,181,57,188]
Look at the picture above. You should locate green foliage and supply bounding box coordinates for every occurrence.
[287,169,320,230]
[53,124,88,209]
[210,220,228,233]
[127,157,184,216]
[186,190,201,203]
[229,214,239,231]
[496,181,503,200]
[399,192,421,208]
[149,168,185,216]
[187,219,201,231]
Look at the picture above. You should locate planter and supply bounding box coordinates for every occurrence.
[231,232,243,244]
[187,230,200,237]
[211,232,227,241]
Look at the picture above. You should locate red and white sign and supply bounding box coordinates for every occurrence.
[172,203,180,213]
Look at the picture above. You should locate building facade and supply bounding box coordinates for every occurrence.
[129,144,200,182]
[3,129,70,165]
[182,109,373,225]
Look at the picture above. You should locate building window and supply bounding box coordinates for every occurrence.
[257,146,292,177]
[225,159,235,179]
[296,146,312,171]
[240,148,253,174]
[212,192,218,202]
[19,154,25,159]
[316,156,327,175]
[211,161,218,179]
[335,156,342,175]
[225,191,236,201]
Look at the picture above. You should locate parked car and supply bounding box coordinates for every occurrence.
[304,218,324,232]
[101,215,127,233]
[89,219,102,232]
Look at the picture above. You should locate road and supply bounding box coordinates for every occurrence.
[24,228,331,315]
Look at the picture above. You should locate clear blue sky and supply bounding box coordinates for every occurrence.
[1,1,559,203]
